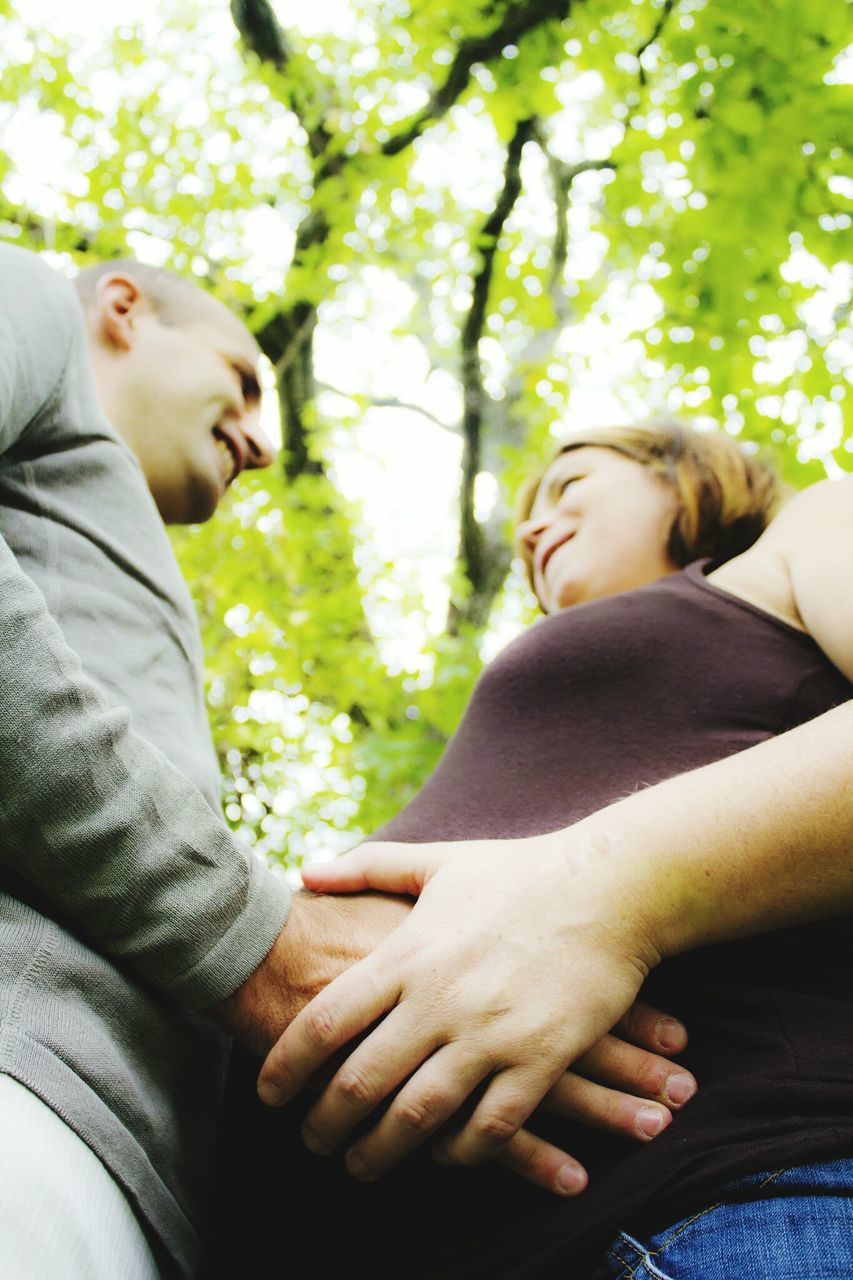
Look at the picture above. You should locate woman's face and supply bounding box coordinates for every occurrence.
[517,446,680,613]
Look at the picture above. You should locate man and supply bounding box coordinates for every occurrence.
[0,244,410,1279]
[0,245,691,1279]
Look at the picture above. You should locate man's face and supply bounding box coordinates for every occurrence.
[106,291,275,523]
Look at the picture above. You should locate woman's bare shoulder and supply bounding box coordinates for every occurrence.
[760,475,853,678]
[707,475,853,643]
[767,474,853,541]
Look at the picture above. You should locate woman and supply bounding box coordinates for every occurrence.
[217,418,853,1278]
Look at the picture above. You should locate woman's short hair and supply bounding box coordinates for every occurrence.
[515,416,785,584]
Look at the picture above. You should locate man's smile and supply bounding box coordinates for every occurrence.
[212,423,246,485]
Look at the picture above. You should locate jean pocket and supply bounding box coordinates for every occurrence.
[641,1188,853,1280]
[600,1231,677,1280]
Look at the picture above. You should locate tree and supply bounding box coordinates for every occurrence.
[1,0,849,870]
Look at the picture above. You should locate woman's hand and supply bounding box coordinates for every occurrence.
[257,829,675,1193]
[256,692,853,1194]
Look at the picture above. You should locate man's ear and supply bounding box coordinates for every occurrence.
[93,273,146,351]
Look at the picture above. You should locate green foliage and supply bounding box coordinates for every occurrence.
[571,0,851,473]
[2,0,849,865]
[170,469,481,869]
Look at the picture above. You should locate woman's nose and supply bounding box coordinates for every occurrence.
[516,515,550,557]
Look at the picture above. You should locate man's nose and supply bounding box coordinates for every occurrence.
[241,409,277,471]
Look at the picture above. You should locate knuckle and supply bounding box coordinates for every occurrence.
[638,1059,668,1098]
[473,1106,521,1146]
[303,1000,340,1051]
[597,1091,628,1129]
[335,1065,377,1110]
[393,1093,444,1137]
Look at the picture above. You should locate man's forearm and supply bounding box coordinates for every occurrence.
[0,534,290,1007]
[209,889,413,1055]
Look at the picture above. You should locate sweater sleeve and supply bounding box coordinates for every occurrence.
[0,246,291,1009]
[0,245,75,449]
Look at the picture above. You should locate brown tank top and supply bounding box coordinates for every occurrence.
[375,560,853,1264]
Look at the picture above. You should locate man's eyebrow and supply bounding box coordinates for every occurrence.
[231,359,262,402]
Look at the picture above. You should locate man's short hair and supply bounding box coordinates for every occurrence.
[74,260,207,327]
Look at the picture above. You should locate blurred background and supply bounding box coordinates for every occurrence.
[2,0,850,880]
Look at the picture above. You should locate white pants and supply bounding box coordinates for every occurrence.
[0,1074,162,1279]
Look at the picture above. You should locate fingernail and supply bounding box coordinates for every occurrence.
[302,1126,331,1155]
[257,1079,283,1107]
[637,1106,667,1138]
[555,1163,586,1195]
[346,1150,375,1181]
[656,1017,684,1051]
[666,1072,697,1106]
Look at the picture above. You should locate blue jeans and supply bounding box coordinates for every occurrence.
[590,1158,853,1280]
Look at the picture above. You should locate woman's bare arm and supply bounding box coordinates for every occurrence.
[258,478,853,1190]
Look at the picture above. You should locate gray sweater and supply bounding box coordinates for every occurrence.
[0,245,290,1275]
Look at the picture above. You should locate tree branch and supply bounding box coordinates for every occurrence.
[449,116,536,632]
[230,0,334,161]
[229,0,289,66]
[316,383,459,433]
[532,122,615,314]
[383,0,570,157]
[232,0,575,516]
[636,0,677,85]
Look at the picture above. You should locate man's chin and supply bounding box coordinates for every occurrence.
[159,476,225,526]
[190,483,226,525]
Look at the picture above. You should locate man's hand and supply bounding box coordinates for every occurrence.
[255,831,677,1195]
[481,1003,696,1193]
[208,888,413,1056]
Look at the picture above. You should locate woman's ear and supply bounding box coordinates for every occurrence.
[93,273,144,351]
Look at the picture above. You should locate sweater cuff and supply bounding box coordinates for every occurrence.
[165,855,292,1011]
